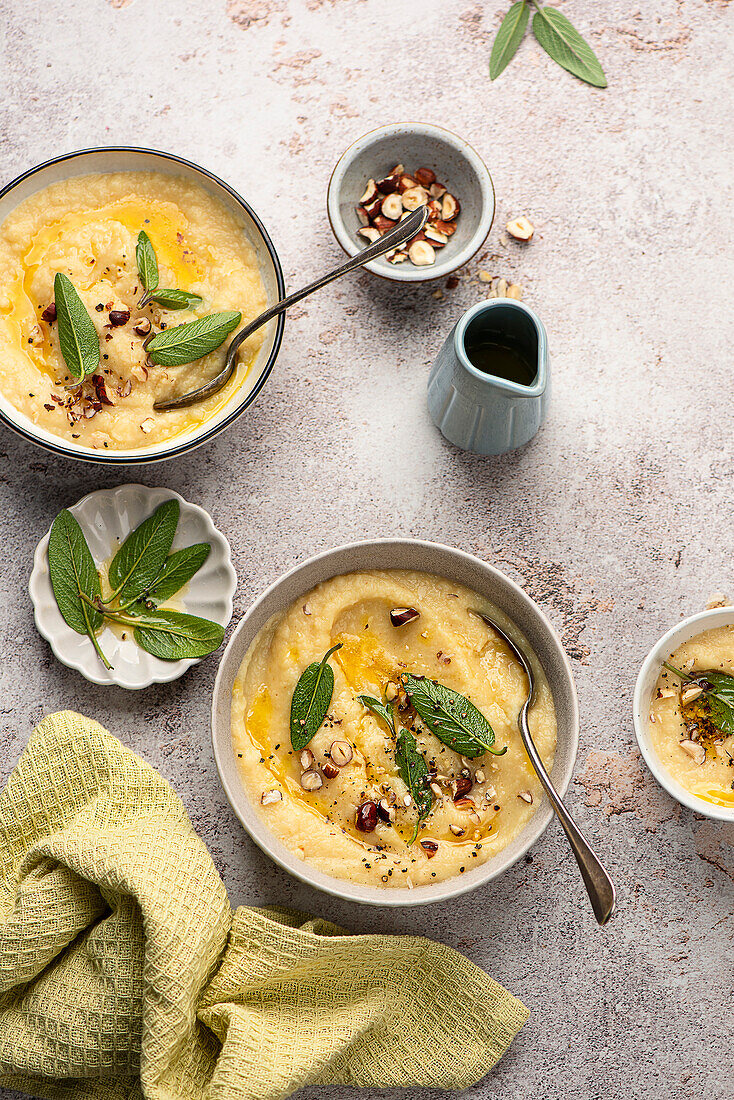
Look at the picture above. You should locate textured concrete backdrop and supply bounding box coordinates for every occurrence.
[1,1,733,1098]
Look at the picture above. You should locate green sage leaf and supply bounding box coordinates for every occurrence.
[664,663,734,739]
[143,288,204,311]
[358,694,396,735]
[402,674,507,758]
[136,230,159,292]
[108,499,179,604]
[144,543,210,604]
[532,6,607,88]
[48,510,111,669]
[395,729,433,843]
[290,644,343,751]
[53,273,100,381]
[131,609,224,660]
[490,1,529,80]
[146,311,241,367]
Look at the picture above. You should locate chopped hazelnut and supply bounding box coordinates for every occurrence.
[381,193,403,220]
[300,769,323,791]
[359,178,379,205]
[261,789,282,806]
[440,193,460,221]
[414,166,436,187]
[506,216,534,241]
[408,240,436,266]
[401,186,428,211]
[357,226,381,244]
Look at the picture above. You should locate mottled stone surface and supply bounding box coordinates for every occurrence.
[1,1,733,1097]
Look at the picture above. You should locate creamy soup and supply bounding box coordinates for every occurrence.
[231,570,557,888]
[649,625,734,808]
[0,171,267,450]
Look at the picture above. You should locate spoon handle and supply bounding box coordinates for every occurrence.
[154,207,428,411]
[519,713,617,925]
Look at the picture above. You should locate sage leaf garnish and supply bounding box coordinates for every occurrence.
[146,311,241,367]
[531,5,607,88]
[358,694,396,735]
[395,729,433,843]
[136,230,159,293]
[129,609,223,660]
[108,499,179,605]
[290,643,343,751]
[53,273,100,381]
[48,510,111,669]
[144,543,210,605]
[142,288,204,311]
[402,674,507,758]
[663,663,734,739]
[490,0,529,79]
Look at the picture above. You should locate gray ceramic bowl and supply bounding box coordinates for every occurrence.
[212,539,579,907]
[0,147,285,465]
[327,123,495,283]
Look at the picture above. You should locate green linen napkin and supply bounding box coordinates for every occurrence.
[0,711,528,1100]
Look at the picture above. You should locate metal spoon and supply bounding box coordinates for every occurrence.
[153,206,429,411]
[471,610,617,926]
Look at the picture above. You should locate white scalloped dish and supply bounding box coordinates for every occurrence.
[29,484,237,688]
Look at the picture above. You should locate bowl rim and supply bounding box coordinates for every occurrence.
[0,145,286,465]
[211,537,579,906]
[29,482,237,688]
[633,606,734,823]
[326,122,495,284]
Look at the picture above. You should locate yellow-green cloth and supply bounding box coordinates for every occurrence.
[0,711,529,1100]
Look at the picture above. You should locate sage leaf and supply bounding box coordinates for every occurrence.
[402,674,507,758]
[532,6,607,88]
[664,663,734,738]
[108,499,179,605]
[144,543,210,604]
[48,510,111,669]
[53,273,100,381]
[136,230,159,292]
[290,643,343,751]
[130,609,224,660]
[358,694,396,735]
[490,0,529,80]
[146,311,241,367]
[143,288,204,311]
[395,729,433,843]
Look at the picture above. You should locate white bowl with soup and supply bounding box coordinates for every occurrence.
[634,608,734,822]
[212,539,579,906]
[0,147,284,464]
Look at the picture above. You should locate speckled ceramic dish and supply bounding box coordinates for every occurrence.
[212,539,578,907]
[634,607,734,823]
[0,147,285,464]
[327,123,495,283]
[30,483,237,689]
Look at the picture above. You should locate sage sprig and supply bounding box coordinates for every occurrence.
[46,499,220,667]
[290,644,343,751]
[663,663,734,739]
[490,1,606,88]
[146,311,242,367]
[401,674,507,758]
[53,273,100,381]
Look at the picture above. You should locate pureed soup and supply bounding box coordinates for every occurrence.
[649,624,734,808]
[0,171,267,451]
[231,569,557,889]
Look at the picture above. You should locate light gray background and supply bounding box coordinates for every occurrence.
[1,2,732,1098]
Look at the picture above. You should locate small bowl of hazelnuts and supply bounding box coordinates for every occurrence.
[327,122,495,283]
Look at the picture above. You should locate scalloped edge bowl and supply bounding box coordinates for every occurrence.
[29,483,237,688]
[212,539,578,907]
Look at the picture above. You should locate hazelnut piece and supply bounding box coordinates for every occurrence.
[680,683,704,706]
[372,214,396,233]
[133,317,152,337]
[425,227,448,247]
[429,182,447,199]
[359,178,379,205]
[41,303,57,323]
[321,761,340,780]
[330,740,353,767]
[300,769,323,791]
[363,196,383,219]
[420,839,439,858]
[429,219,456,237]
[355,800,379,832]
[449,824,465,837]
[356,206,371,227]
[517,790,534,804]
[408,240,436,266]
[401,186,428,211]
[440,194,460,221]
[381,193,403,220]
[357,226,381,244]
[376,172,399,194]
[108,309,131,327]
[453,775,473,800]
[506,216,535,241]
[299,748,314,770]
[397,175,417,193]
[414,166,436,187]
[261,789,282,805]
[390,607,420,627]
[679,739,706,765]
[377,798,396,823]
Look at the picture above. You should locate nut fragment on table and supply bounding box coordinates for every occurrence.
[354,163,461,266]
[506,216,535,241]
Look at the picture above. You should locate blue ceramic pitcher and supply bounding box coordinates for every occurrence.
[427,299,550,455]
